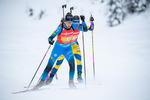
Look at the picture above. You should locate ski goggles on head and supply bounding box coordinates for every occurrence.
[65,21,73,24]
[73,19,80,23]
[65,15,73,21]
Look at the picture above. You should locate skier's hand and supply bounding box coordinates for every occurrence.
[90,16,94,22]
[48,39,55,45]
[61,18,64,23]
[80,15,85,22]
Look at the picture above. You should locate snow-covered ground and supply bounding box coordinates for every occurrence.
[0,0,150,100]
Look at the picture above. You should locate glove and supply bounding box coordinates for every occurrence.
[61,18,64,23]
[48,39,55,45]
[80,15,85,22]
[90,16,94,21]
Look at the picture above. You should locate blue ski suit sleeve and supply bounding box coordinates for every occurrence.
[78,21,88,32]
[88,22,94,31]
[72,21,88,32]
[48,25,62,41]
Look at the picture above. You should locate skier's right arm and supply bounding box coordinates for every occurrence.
[48,25,62,45]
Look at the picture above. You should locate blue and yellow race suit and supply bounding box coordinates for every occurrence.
[48,23,94,80]
[41,22,87,81]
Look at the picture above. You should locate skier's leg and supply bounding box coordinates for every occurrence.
[33,42,62,89]
[33,54,58,90]
[64,47,76,88]
[50,54,65,78]
[72,42,83,79]
[45,55,65,85]
[67,55,75,80]
[41,51,62,81]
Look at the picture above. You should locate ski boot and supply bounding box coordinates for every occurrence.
[77,72,84,83]
[77,77,84,83]
[68,79,76,88]
[32,80,44,91]
[45,78,53,85]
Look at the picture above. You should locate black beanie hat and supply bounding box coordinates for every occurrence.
[65,12,73,21]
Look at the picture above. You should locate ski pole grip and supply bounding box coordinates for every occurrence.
[70,7,74,14]
[70,7,74,11]
[80,15,85,22]
[62,4,67,8]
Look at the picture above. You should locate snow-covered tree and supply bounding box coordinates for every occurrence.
[106,0,150,26]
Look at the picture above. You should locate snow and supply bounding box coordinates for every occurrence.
[0,0,150,100]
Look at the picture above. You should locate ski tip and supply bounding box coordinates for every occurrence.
[12,90,30,94]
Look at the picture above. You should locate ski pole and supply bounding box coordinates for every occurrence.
[91,16,95,80]
[80,15,87,86]
[62,4,67,19]
[26,45,51,90]
[70,7,74,14]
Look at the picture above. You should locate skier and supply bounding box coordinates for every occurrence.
[32,12,87,90]
[45,15,95,85]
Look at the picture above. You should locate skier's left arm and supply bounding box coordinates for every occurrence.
[88,22,94,31]
[78,15,88,32]
[78,21,88,32]
[88,16,94,31]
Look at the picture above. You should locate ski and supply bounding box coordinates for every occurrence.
[12,88,49,94]
[23,83,55,88]
[13,82,87,94]
[12,89,32,94]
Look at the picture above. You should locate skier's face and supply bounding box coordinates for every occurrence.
[65,21,73,28]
